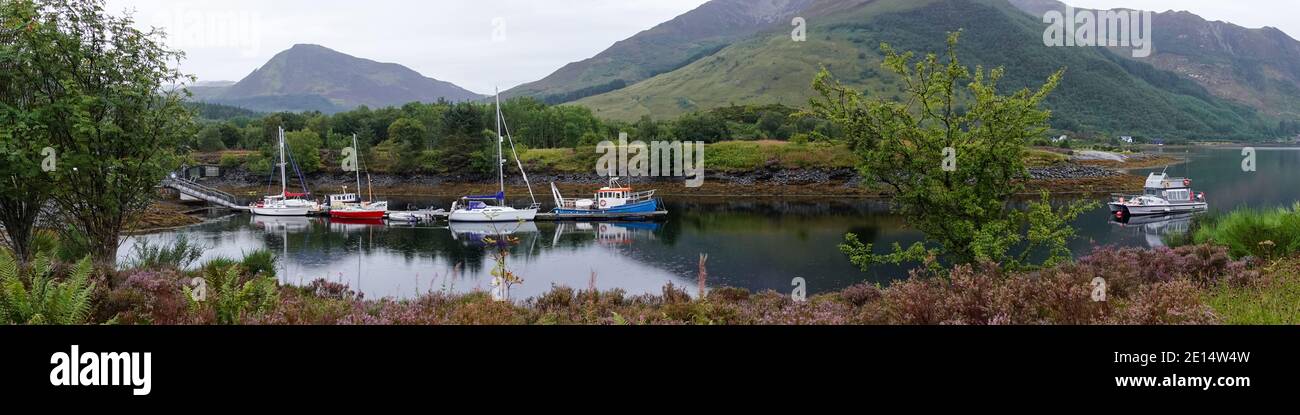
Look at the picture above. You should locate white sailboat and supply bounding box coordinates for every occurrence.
[252,126,316,216]
[448,89,540,222]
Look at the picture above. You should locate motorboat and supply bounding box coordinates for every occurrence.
[1108,172,1207,217]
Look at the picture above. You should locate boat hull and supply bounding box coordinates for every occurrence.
[1109,202,1207,216]
[329,209,386,220]
[251,207,310,216]
[448,208,538,222]
[555,198,659,215]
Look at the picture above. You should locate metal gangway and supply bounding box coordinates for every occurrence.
[161,175,248,210]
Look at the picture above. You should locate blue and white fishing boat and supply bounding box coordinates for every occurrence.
[550,178,661,216]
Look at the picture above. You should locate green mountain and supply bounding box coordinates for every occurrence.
[1009,0,1300,121]
[501,0,850,104]
[196,44,483,113]
[558,0,1293,140]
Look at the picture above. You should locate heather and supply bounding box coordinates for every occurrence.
[6,241,1289,325]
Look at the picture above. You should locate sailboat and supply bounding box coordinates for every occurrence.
[448,89,540,222]
[329,133,388,220]
[252,126,317,216]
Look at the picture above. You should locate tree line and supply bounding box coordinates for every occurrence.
[191,99,844,176]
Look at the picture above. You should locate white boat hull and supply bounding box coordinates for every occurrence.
[252,207,310,216]
[448,208,538,222]
[1109,202,1207,216]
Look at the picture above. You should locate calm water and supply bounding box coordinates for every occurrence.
[121,147,1300,299]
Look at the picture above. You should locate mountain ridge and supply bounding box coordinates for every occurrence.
[570,0,1285,140]
[194,44,483,113]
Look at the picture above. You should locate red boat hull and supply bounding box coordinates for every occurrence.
[329,209,386,220]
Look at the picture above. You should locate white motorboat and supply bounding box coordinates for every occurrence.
[252,126,317,217]
[1108,172,1207,217]
[448,88,539,222]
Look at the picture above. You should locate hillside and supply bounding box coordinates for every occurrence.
[501,0,852,104]
[1008,0,1300,120]
[197,44,483,113]
[573,0,1280,140]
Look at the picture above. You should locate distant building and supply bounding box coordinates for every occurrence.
[1119,136,1134,144]
[181,164,223,181]
[1051,135,1069,143]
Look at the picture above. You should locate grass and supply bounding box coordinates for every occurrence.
[519,140,860,174]
[1024,149,1070,167]
[1192,204,1300,260]
[1207,260,1300,324]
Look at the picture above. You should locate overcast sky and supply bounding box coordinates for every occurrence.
[103,0,1298,95]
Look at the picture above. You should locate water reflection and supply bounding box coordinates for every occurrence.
[1109,213,1195,249]
[120,147,1300,299]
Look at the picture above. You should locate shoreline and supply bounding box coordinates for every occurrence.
[205,160,1167,200]
[136,150,1182,233]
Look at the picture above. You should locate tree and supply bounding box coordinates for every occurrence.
[672,112,730,143]
[439,103,487,172]
[388,117,426,149]
[756,111,785,139]
[0,0,55,264]
[16,0,195,268]
[196,124,227,152]
[810,32,1092,270]
[217,122,242,149]
[284,129,321,174]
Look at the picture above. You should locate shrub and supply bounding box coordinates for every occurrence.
[240,249,277,278]
[124,234,205,271]
[838,283,881,307]
[1193,204,1300,260]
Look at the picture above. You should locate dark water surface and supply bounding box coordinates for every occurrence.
[121,147,1299,299]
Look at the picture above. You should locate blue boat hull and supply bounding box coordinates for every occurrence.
[555,198,659,215]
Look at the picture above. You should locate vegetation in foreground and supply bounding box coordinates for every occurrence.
[2,235,1296,325]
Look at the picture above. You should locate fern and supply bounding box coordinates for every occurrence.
[0,251,97,325]
[206,265,280,325]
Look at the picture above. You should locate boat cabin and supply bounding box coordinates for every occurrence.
[329,193,360,208]
[1142,173,1197,202]
[596,187,635,209]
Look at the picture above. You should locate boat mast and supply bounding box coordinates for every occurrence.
[279,126,287,197]
[495,87,505,203]
[353,133,363,201]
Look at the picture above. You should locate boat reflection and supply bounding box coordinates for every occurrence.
[328,217,385,233]
[250,215,313,232]
[449,221,540,246]
[1110,212,1196,248]
[552,221,661,246]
